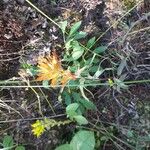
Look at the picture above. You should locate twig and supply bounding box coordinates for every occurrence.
[0,114,66,123]
[122,12,150,43]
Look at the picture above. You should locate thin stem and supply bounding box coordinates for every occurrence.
[38,86,56,115]
[0,79,150,88]
[0,114,66,123]
[25,0,60,28]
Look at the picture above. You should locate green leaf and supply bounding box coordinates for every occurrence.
[72,43,84,60]
[59,21,67,34]
[94,46,107,54]
[3,135,14,148]
[15,146,25,150]
[66,103,79,119]
[72,49,84,60]
[114,78,128,91]
[79,99,96,110]
[87,37,96,49]
[72,92,81,101]
[70,130,95,150]
[74,31,87,40]
[65,39,73,51]
[78,104,86,114]
[68,80,79,87]
[69,21,82,37]
[63,55,74,62]
[28,66,38,76]
[117,58,127,76]
[89,65,99,73]
[74,115,88,125]
[21,63,31,69]
[93,69,104,78]
[62,91,72,105]
[42,80,49,89]
[66,103,79,112]
[127,130,134,138]
[69,65,78,73]
[86,58,99,65]
[55,144,72,150]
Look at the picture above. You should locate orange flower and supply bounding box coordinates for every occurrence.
[61,70,76,86]
[36,52,76,87]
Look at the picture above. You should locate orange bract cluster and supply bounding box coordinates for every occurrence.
[36,52,76,87]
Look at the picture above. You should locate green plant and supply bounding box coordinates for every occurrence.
[55,130,95,150]
[59,20,107,65]
[66,103,88,125]
[125,130,150,150]
[0,135,25,150]
[123,0,137,10]
[53,21,110,149]
[107,77,128,93]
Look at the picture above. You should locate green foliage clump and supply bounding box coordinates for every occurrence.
[0,135,25,150]
[123,0,137,10]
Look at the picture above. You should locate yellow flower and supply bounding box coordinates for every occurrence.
[31,120,45,137]
[31,118,72,137]
[36,52,76,87]
[108,78,114,87]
